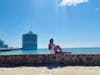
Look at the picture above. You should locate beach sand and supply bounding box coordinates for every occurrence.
[0,66,100,75]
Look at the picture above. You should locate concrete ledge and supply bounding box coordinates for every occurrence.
[0,53,100,65]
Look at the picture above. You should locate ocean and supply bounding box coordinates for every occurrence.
[0,48,100,55]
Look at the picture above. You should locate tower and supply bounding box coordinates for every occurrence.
[22,31,37,50]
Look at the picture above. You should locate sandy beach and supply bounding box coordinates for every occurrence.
[0,66,100,75]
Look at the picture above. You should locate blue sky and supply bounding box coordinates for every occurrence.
[0,0,100,48]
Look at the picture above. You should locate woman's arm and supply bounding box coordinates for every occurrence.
[48,44,51,50]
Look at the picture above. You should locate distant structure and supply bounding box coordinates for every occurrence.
[22,31,37,50]
[0,39,8,48]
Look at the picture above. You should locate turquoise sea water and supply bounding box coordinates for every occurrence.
[0,48,100,55]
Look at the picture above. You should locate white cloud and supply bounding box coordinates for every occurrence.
[59,0,88,7]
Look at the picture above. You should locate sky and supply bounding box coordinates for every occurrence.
[0,0,100,48]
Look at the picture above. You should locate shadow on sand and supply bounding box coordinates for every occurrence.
[0,64,100,69]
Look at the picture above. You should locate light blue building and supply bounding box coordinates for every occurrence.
[0,39,8,48]
[22,31,37,50]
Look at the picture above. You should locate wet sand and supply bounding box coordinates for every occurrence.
[0,66,100,75]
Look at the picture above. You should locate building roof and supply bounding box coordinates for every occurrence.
[0,39,3,42]
[24,30,37,36]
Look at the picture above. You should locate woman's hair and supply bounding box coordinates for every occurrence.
[49,38,54,43]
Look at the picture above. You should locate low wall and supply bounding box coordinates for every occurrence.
[0,53,100,65]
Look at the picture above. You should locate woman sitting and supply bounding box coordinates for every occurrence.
[48,38,63,54]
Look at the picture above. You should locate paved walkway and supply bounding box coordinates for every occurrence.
[0,66,100,75]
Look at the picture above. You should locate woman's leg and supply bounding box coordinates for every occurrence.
[54,45,63,53]
[56,45,63,52]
